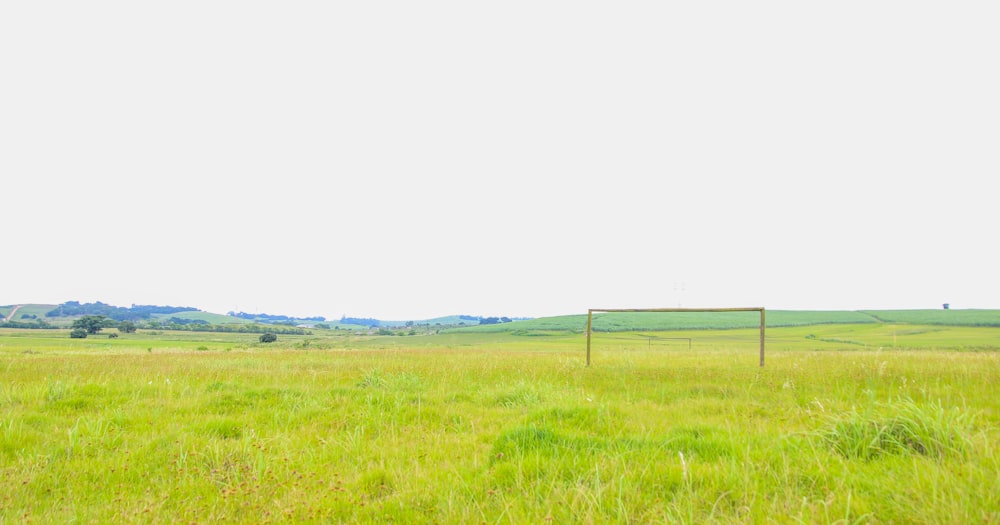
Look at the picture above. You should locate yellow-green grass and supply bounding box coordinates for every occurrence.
[1,327,998,523]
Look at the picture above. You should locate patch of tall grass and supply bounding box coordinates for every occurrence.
[821,397,975,460]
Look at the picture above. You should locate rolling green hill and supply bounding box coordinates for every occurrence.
[151,311,253,324]
[381,315,481,327]
[6,303,999,332]
[1,304,58,321]
[450,309,1000,333]
[860,309,1000,326]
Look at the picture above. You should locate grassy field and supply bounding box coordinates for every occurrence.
[860,309,1000,326]
[456,310,1000,333]
[2,326,998,523]
[153,311,254,325]
[0,305,58,322]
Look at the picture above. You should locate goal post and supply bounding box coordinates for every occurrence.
[586,307,766,367]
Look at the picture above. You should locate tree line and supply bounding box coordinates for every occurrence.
[47,301,199,321]
[229,311,326,323]
[0,319,55,329]
[64,315,310,338]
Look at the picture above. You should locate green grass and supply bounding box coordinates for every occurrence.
[456,309,1000,334]
[0,304,58,322]
[1,326,998,523]
[458,310,889,333]
[861,309,1000,326]
[822,397,976,460]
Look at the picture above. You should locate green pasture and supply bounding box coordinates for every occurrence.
[0,305,57,322]
[458,309,1000,333]
[153,311,254,325]
[860,309,1000,326]
[1,325,999,523]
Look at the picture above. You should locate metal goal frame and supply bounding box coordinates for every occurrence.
[586,307,766,367]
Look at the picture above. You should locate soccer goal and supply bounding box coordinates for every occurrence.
[585,307,766,367]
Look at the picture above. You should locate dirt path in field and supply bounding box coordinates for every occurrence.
[4,305,22,321]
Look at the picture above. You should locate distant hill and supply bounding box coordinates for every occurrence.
[2,302,381,330]
[858,309,1000,327]
[339,315,512,328]
[336,314,532,329]
[43,301,200,321]
[1,304,57,322]
[448,309,1000,333]
[227,311,327,325]
[4,302,333,327]
[6,302,998,333]
[3,302,217,328]
[154,311,254,325]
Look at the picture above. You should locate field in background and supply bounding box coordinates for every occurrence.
[157,311,255,325]
[2,325,999,523]
[457,309,1000,333]
[0,304,57,322]
[8,305,1000,332]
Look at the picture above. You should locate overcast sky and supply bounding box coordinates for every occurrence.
[2,2,997,320]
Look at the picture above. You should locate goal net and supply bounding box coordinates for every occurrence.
[585,307,766,367]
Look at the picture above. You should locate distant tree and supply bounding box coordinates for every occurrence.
[69,328,88,339]
[72,315,110,334]
[315,323,330,330]
[118,320,137,334]
[259,333,277,343]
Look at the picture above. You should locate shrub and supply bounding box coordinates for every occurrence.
[69,329,88,339]
[259,333,277,343]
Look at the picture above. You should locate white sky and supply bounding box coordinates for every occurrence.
[2,2,998,321]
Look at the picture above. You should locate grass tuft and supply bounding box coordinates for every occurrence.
[821,397,975,460]
[492,426,560,458]
[357,368,387,389]
[358,468,395,498]
[202,419,244,439]
[492,382,543,408]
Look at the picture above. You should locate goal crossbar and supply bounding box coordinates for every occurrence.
[586,307,766,367]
